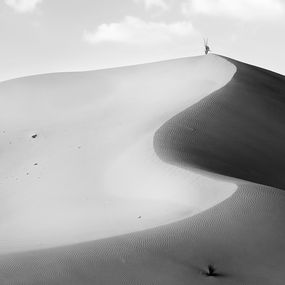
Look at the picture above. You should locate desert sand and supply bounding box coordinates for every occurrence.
[0,55,236,254]
[0,54,285,284]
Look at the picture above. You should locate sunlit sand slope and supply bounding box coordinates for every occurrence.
[0,55,236,253]
[1,56,285,285]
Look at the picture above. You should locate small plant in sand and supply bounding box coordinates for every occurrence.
[204,264,219,277]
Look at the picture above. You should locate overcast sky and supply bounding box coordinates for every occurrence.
[1,0,284,81]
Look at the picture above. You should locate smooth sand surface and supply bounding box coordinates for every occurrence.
[155,56,285,189]
[0,55,236,254]
[1,55,285,285]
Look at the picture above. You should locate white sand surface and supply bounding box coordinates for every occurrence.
[1,56,285,285]
[0,55,236,253]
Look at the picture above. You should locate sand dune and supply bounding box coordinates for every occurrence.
[0,55,236,254]
[155,56,285,189]
[1,55,285,284]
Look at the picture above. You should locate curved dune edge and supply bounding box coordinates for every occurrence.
[1,56,285,284]
[0,55,236,254]
[154,56,285,190]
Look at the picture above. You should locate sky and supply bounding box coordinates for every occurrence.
[0,0,284,81]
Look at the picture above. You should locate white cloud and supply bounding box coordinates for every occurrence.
[4,0,42,13]
[182,0,285,20]
[83,16,197,45]
[134,0,169,10]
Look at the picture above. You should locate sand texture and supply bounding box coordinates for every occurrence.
[1,55,285,284]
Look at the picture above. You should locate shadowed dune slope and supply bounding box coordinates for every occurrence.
[1,56,285,285]
[155,57,285,189]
